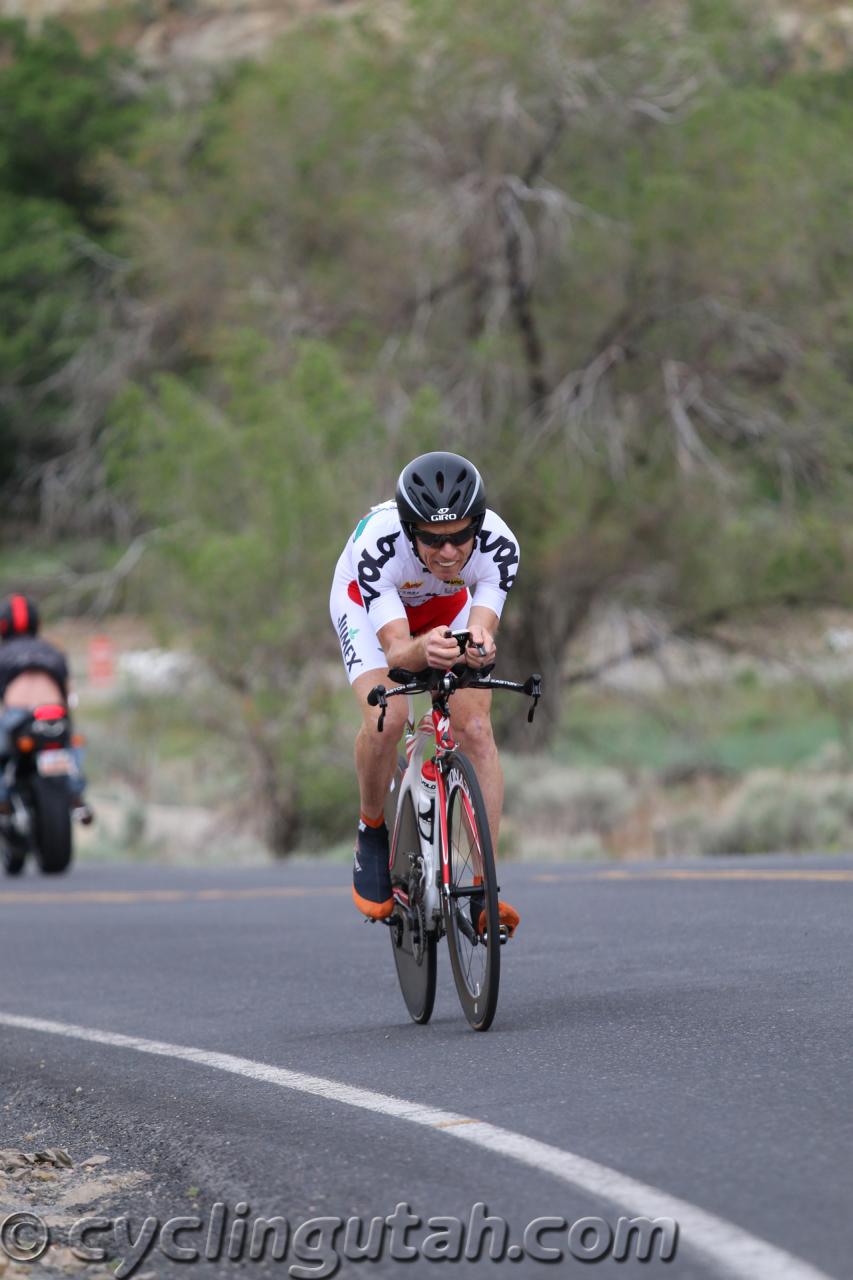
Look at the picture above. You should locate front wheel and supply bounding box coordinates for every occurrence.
[31,777,72,875]
[388,787,437,1025]
[442,751,500,1031]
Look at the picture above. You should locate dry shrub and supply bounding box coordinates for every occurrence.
[503,755,637,843]
[704,770,853,854]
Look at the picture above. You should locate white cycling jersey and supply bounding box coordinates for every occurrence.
[329,501,520,682]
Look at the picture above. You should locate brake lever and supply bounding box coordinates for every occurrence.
[367,685,388,732]
[524,674,543,723]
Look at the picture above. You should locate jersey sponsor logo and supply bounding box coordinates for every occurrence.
[356,532,401,610]
[448,577,464,586]
[336,613,362,673]
[478,526,519,593]
[401,581,423,590]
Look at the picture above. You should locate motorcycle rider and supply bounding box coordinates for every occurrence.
[0,595,92,821]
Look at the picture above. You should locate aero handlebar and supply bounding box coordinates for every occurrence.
[367,666,543,732]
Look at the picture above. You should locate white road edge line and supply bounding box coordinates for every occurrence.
[0,1011,833,1280]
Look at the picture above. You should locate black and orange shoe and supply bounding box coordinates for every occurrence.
[475,900,520,939]
[469,876,519,938]
[492,901,520,938]
[352,819,393,920]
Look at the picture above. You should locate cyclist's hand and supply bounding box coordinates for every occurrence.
[424,626,465,670]
[465,625,496,669]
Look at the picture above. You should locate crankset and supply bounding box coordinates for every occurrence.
[384,854,431,966]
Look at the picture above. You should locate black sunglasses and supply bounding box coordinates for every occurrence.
[413,523,478,548]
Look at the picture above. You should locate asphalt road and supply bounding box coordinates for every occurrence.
[1,854,851,1280]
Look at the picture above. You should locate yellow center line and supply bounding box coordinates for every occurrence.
[532,869,853,884]
[0,886,350,906]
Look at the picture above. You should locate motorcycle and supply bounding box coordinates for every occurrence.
[0,702,78,875]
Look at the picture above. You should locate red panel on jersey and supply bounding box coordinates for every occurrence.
[405,588,469,637]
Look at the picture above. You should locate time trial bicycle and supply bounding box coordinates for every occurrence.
[367,640,541,1032]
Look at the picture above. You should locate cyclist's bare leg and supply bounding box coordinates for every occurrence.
[352,668,408,820]
[448,688,503,847]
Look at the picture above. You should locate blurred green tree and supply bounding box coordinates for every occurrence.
[0,19,150,520]
[108,335,407,852]
[115,0,852,737]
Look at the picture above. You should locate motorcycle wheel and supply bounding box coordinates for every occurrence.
[1,841,26,876]
[31,777,72,875]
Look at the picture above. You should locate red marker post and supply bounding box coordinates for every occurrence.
[88,635,116,688]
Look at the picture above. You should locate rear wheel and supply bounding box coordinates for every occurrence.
[388,787,437,1025]
[31,777,72,875]
[442,751,500,1031]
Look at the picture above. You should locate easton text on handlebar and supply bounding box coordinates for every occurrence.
[367,666,543,732]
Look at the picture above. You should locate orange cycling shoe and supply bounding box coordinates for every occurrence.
[470,877,519,938]
[352,818,393,920]
[478,900,520,938]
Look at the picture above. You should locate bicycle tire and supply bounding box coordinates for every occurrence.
[442,750,500,1031]
[388,785,437,1025]
[383,754,407,830]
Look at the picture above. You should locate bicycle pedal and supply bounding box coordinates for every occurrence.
[479,925,510,946]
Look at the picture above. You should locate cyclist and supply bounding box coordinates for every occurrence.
[0,595,92,821]
[330,451,521,932]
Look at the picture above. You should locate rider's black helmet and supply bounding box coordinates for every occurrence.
[0,594,40,640]
[396,452,487,544]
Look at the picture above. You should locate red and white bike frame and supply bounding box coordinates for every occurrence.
[389,701,474,925]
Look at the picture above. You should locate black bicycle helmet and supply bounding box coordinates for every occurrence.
[396,452,487,543]
[0,594,40,640]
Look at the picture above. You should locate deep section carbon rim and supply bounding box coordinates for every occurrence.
[442,751,500,1031]
[388,787,437,1025]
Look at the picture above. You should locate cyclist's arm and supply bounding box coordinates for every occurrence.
[377,619,462,673]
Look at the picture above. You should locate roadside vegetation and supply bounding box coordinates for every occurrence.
[1,1,851,858]
[72,637,853,863]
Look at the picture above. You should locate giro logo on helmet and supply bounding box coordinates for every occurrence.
[430,508,457,522]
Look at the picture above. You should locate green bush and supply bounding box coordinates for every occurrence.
[503,754,637,836]
[705,770,853,854]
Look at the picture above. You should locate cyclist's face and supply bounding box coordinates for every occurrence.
[414,519,477,580]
